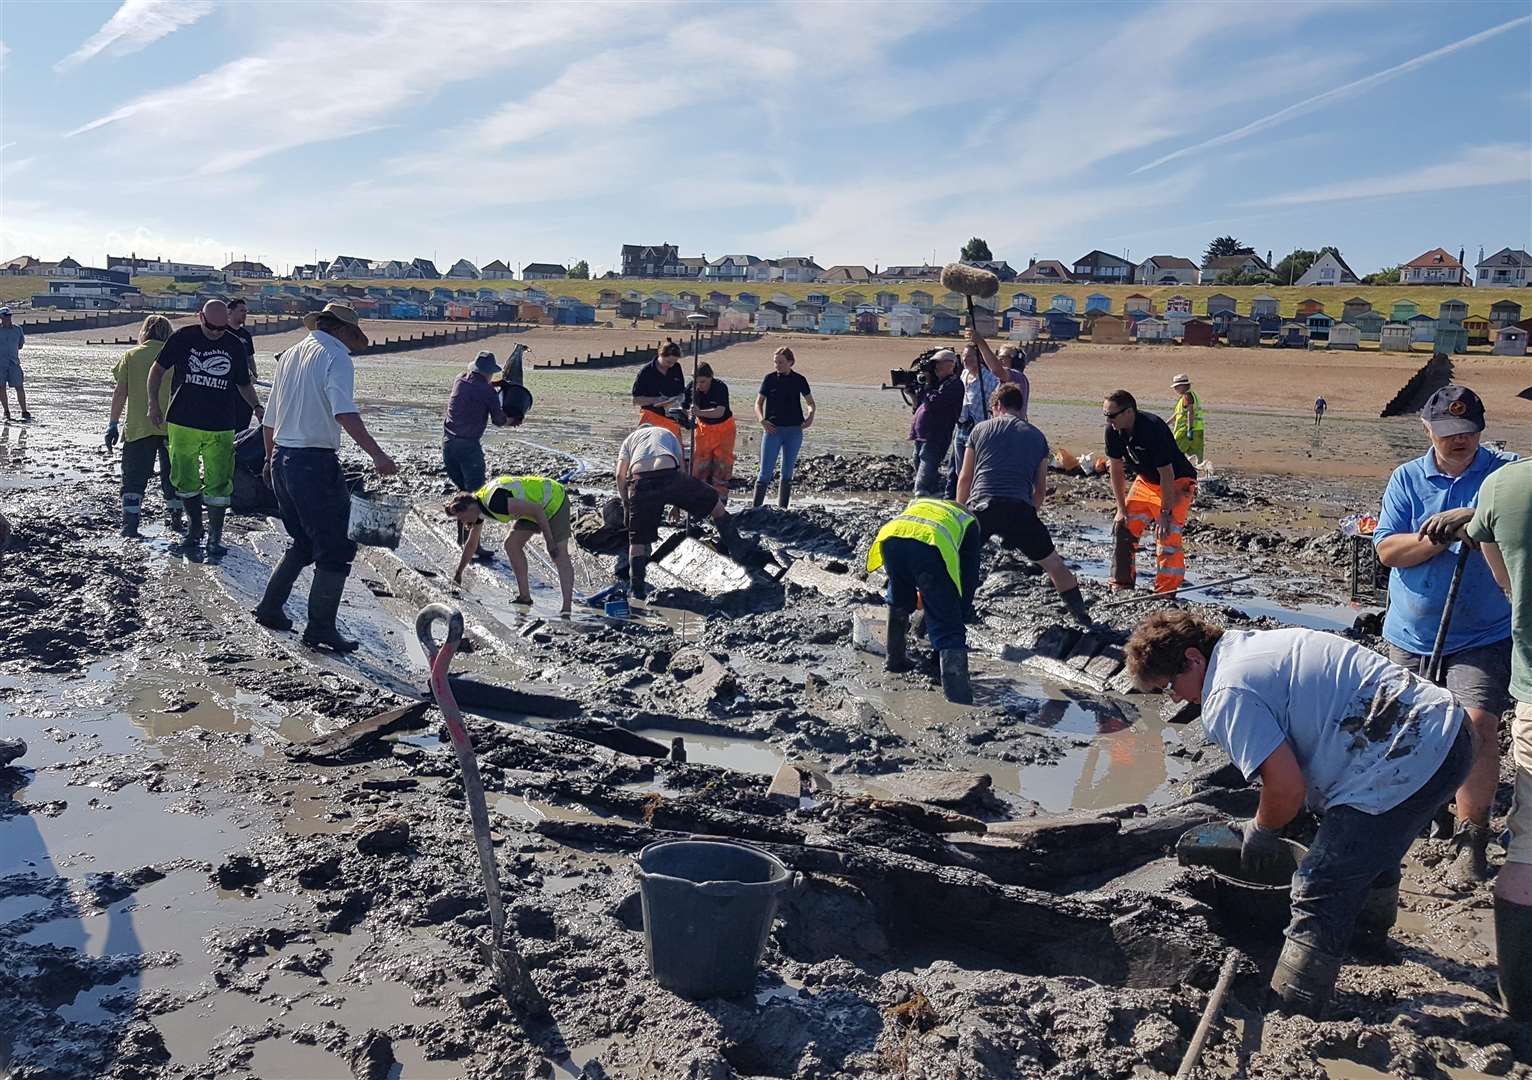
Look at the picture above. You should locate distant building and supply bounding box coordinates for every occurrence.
[675,256,708,278]
[620,243,680,277]
[1015,259,1074,284]
[818,264,874,284]
[1135,255,1200,286]
[411,258,441,279]
[1201,253,1272,282]
[962,259,1017,282]
[521,262,567,280]
[1295,251,1360,288]
[1476,248,1532,288]
[1400,248,1470,287]
[773,256,824,283]
[704,254,766,282]
[480,259,514,279]
[108,253,218,276]
[877,264,940,282]
[325,255,371,279]
[446,259,480,279]
[1069,250,1134,284]
[1,255,43,275]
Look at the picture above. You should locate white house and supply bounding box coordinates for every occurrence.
[1134,255,1200,286]
[1400,248,1469,287]
[325,255,371,279]
[704,255,765,282]
[1295,251,1360,288]
[1476,248,1532,289]
[772,257,823,283]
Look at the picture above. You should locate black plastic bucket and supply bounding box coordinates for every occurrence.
[635,839,799,999]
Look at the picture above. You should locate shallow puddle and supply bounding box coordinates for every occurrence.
[629,726,783,775]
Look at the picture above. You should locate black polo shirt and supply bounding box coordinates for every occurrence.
[1104,409,1196,487]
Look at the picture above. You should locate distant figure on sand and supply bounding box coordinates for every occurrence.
[1314,395,1327,431]
[0,307,29,422]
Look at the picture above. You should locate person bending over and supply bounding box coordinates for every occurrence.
[445,475,573,615]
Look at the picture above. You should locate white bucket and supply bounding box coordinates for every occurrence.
[347,492,410,549]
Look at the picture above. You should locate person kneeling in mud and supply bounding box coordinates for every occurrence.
[614,423,744,603]
[1125,610,1474,1019]
[866,497,980,705]
[446,475,574,615]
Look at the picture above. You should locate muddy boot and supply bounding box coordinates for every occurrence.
[1269,937,1342,1018]
[1059,585,1091,627]
[121,493,143,538]
[939,648,973,705]
[253,547,307,632]
[1351,881,1400,954]
[205,506,228,559]
[178,495,205,553]
[1446,819,1491,889]
[629,555,649,603]
[753,481,769,509]
[1111,520,1136,588]
[712,516,738,557]
[778,479,792,509]
[885,608,913,673]
[1495,897,1532,1019]
[165,503,185,533]
[301,569,359,653]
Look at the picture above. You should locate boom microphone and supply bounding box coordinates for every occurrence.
[940,262,1000,336]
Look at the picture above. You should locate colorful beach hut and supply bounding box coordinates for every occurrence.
[1409,313,1438,343]
[1341,297,1372,323]
[1327,322,1361,350]
[1205,294,1236,316]
[1084,292,1111,313]
[1355,311,1385,341]
[1278,322,1310,348]
[1390,300,1418,322]
[1380,322,1412,351]
[1306,312,1334,340]
[1251,294,1280,320]
[1182,318,1218,346]
[1135,316,1172,343]
[1464,315,1491,346]
[1123,293,1152,316]
[1226,316,1261,347]
[1492,326,1528,356]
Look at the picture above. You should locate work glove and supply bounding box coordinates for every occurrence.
[1233,818,1283,877]
[104,421,119,451]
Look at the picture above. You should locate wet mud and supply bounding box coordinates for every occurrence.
[1,412,1526,1079]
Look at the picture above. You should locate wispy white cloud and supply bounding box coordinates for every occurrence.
[55,0,214,72]
[1245,144,1532,207]
[1133,13,1532,174]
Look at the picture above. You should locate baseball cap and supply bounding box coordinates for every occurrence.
[929,348,958,365]
[472,350,501,375]
[1422,385,1485,437]
[0,307,10,315]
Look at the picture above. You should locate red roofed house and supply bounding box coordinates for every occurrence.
[1400,248,1470,287]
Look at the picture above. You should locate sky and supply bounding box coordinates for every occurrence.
[1,0,1530,278]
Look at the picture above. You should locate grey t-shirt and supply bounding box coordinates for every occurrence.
[1201,628,1462,814]
[966,414,1049,506]
[0,325,23,364]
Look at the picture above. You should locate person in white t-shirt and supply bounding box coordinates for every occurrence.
[1126,610,1473,1018]
[253,304,396,652]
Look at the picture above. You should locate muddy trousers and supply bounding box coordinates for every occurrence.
[1113,476,1195,593]
[270,447,357,574]
[693,416,736,502]
[121,435,178,517]
[878,534,980,652]
[1286,727,1472,958]
[166,423,235,508]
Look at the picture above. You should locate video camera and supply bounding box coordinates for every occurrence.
[883,347,953,409]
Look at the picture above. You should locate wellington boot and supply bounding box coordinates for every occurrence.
[778,480,792,509]
[884,608,912,673]
[301,569,359,653]
[630,555,649,603]
[205,507,228,559]
[1111,519,1136,588]
[166,506,185,533]
[1494,897,1532,1019]
[753,482,769,509]
[1270,937,1342,1018]
[1446,820,1490,889]
[1352,881,1400,953]
[121,495,142,539]
[178,495,205,552]
[939,648,973,705]
[1060,585,1091,627]
[713,516,739,557]
[253,547,307,632]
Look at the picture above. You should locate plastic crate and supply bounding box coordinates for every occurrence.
[1349,534,1388,605]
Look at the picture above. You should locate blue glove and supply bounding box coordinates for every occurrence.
[105,421,119,451]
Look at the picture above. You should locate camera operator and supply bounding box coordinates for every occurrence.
[909,347,963,497]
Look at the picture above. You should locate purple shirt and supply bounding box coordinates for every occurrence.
[909,374,964,444]
[443,372,507,441]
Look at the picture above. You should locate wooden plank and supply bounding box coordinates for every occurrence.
[286,699,432,762]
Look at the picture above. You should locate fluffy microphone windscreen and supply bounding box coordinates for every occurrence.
[940,262,1000,299]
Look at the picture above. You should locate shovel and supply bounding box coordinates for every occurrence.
[416,603,547,1016]
[1426,544,1472,684]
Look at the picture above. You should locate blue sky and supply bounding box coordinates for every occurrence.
[1,0,1529,277]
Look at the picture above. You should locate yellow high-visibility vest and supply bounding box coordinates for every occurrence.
[474,475,565,523]
[865,498,976,592]
[1172,390,1204,445]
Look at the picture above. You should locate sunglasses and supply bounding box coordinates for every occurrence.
[1103,407,1128,420]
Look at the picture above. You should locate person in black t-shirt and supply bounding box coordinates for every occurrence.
[226,298,258,432]
[1102,389,1197,593]
[685,362,736,502]
[631,340,686,442]
[147,300,262,557]
[753,346,816,508]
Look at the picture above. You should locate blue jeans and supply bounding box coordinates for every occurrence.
[443,436,486,492]
[912,437,950,497]
[879,533,980,652]
[272,447,357,573]
[1288,725,1473,956]
[757,424,804,486]
[945,424,972,499]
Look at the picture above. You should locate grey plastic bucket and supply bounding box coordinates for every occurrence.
[635,839,799,999]
[347,492,409,549]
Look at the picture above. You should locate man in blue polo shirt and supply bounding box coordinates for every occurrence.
[1373,385,1516,887]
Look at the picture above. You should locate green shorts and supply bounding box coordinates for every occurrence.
[166,423,235,506]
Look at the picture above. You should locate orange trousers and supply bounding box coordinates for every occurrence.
[692,416,736,502]
[1114,476,1195,593]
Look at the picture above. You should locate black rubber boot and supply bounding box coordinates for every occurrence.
[178,495,204,552]
[205,506,228,559]
[1111,520,1136,588]
[713,516,738,557]
[1495,897,1532,1019]
[630,555,649,603]
[121,494,142,538]
[753,482,769,509]
[1352,881,1400,952]
[939,648,973,705]
[254,547,307,632]
[1270,937,1343,1018]
[1060,585,1091,627]
[1447,820,1490,889]
[301,568,359,653]
[884,608,912,672]
[165,504,185,533]
[778,479,792,509]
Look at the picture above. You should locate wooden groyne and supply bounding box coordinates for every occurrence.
[533,330,762,370]
[18,311,142,334]
[1380,352,1452,417]
[360,322,526,355]
[85,314,308,346]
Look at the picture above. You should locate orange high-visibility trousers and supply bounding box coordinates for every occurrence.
[692,415,736,502]
[1116,476,1195,593]
[638,410,684,441]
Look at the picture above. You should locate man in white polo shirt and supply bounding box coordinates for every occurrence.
[254,303,396,652]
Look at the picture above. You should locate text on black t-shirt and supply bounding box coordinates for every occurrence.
[154,324,252,432]
[758,370,811,426]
